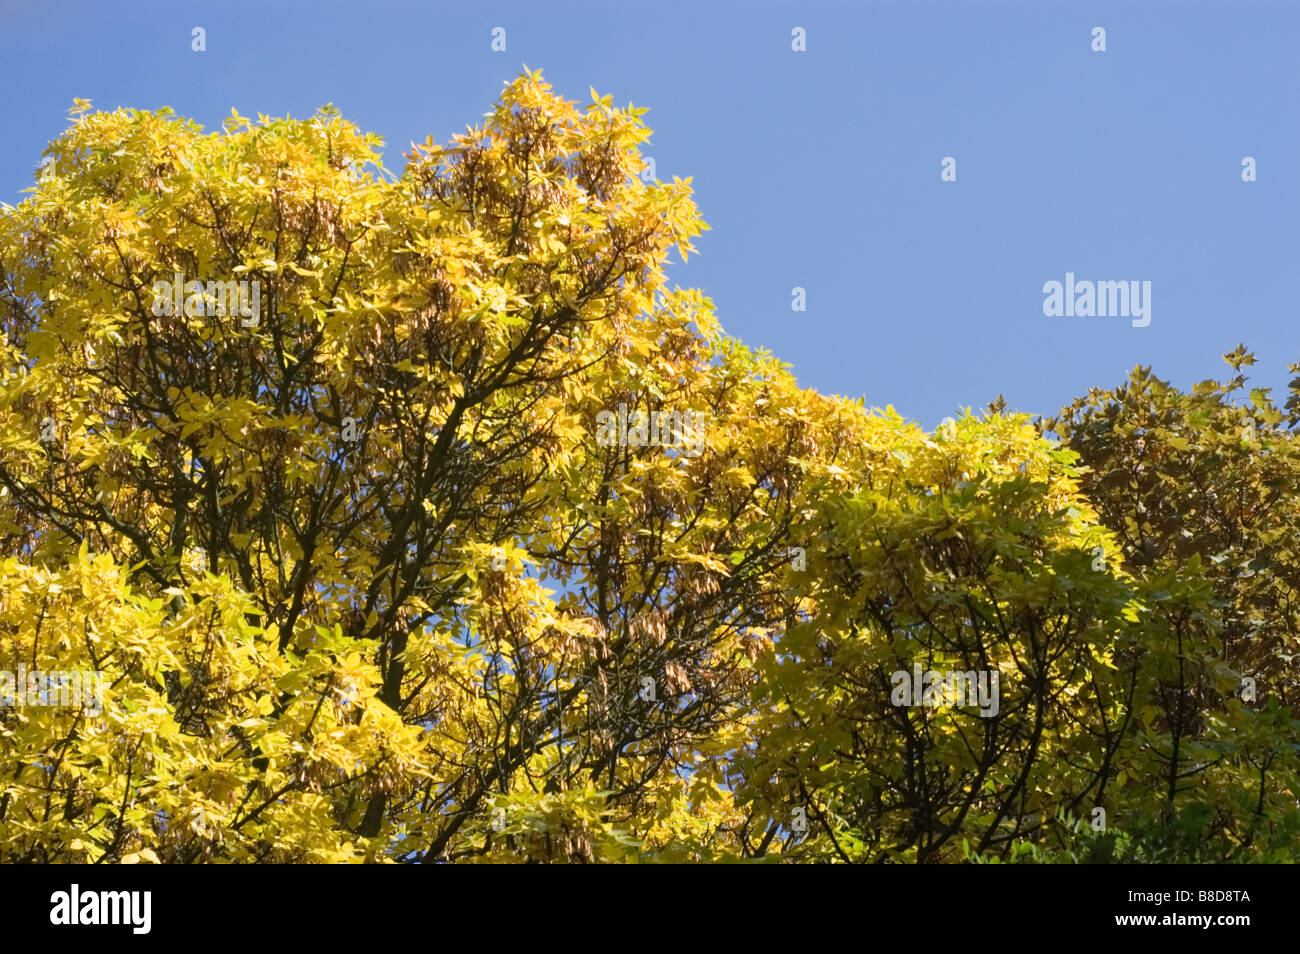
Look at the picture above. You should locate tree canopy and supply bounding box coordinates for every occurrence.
[1,72,1296,862]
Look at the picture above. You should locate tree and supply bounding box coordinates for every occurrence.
[734,408,1147,862]
[1,74,1295,863]
[0,71,827,862]
[1041,350,1300,861]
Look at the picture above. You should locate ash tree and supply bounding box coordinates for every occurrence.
[1,74,1295,864]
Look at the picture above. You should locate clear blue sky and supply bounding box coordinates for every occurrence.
[3,0,1297,427]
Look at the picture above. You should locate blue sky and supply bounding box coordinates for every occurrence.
[2,0,1296,427]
